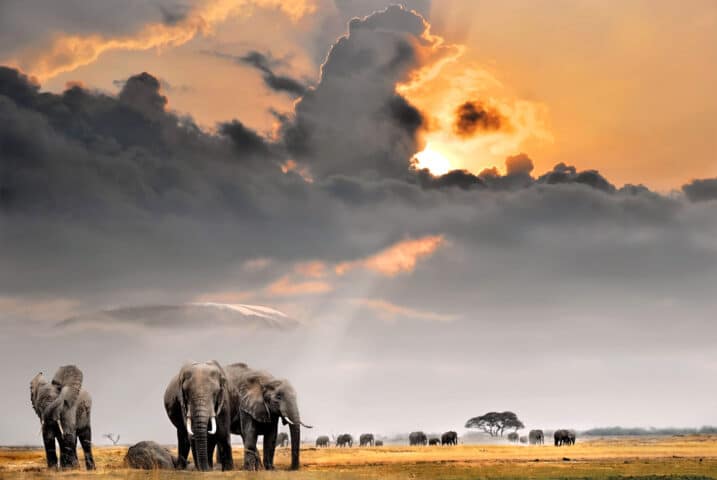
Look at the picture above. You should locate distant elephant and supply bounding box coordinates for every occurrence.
[553,429,576,446]
[375,440,384,446]
[359,433,375,446]
[164,361,233,471]
[315,435,330,447]
[529,429,544,445]
[336,433,353,447]
[519,436,528,444]
[124,441,177,470]
[428,438,440,446]
[30,366,95,470]
[225,362,311,470]
[409,431,427,446]
[507,432,519,443]
[441,431,458,446]
[276,432,289,447]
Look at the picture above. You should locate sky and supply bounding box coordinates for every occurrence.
[0,0,716,445]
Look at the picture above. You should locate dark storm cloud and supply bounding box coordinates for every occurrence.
[204,50,307,96]
[682,177,717,202]
[453,100,506,137]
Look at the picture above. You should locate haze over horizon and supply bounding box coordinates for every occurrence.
[1,0,716,445]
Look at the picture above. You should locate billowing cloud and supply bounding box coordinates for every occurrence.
[4,0,316,81]
[336,236,445,277]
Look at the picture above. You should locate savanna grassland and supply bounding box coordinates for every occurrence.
[1,436,716,480]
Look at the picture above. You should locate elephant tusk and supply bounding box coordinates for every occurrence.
[300,422,313,429]
[58,422,64,436]
[283,416,294,426]
[186,417,193,436]
[208,417,217,435]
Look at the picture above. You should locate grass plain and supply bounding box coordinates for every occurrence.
[1,435,716,479]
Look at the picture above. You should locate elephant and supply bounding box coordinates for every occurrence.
[409,431,427,446]
[519,436,528,444]
[359,433,375,447]
[336,433,353,447]
[529,429,544,445]
[164,361,233,471]
[507,432,519,443]
[315,435,330,447]
[225,362,311,470]
[30,366,95,470]
[124,441,177,469]
[375,440,384,447]
[428,438,440,446]
[441,431,458,446]
[553,429,576,446]
[276,432,289,447]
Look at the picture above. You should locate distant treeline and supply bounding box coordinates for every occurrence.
[581,426,717,436]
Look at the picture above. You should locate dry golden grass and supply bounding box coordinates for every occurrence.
[1,435,716,479]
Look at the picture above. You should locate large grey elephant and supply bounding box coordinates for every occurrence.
[441,431,458,445]
[529,429,544,445]
[30,366,95,470]
[359,433,375,446]
[553,429,576,446]
[409,431,427,446]
[225,362,311,470]
[276,432,289,447]
[164,361,234,471]
[336,433,353,447]
[315,435,330,447]
[124,441,177,470]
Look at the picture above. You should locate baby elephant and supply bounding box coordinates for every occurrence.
[124,441,178,470]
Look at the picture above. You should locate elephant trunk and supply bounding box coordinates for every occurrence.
[289,423,300,470]
[189,405,212,471]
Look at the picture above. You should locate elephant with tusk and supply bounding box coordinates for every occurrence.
[225,362,312,470]
[30,365,95,470]
[164,361,233,471]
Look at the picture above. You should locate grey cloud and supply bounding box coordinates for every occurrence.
[683,177,717,202]
[204,50,307,96]
[453,100,506,137]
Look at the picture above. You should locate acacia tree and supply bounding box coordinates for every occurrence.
[464,411,525,437]
[104,433,121,445]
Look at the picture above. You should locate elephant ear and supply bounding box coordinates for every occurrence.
[29,372,46,416]
[238,371,271,423]
[176,363,197,413]
[210,360,228,414]
[43,365,83,422]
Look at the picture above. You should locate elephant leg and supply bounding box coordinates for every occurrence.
[176,430,190,469]
[263,427,278,470]
[241,418,261,471]
[77,427,95,470]
[59,432,79,469]
[207,436,216,470]
[41,425,58,469]
[216,433,234,471]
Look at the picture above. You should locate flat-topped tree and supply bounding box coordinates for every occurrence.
[465,411,525,437]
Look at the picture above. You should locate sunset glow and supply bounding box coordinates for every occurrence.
[413,145,452,175]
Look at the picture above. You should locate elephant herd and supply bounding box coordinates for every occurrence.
[506,429,576,446]
[30,362,311,472]
[317,430,457,448]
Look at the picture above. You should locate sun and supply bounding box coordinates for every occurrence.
[413,144,452,175]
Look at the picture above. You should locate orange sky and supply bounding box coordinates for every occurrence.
[16,0,717,190]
